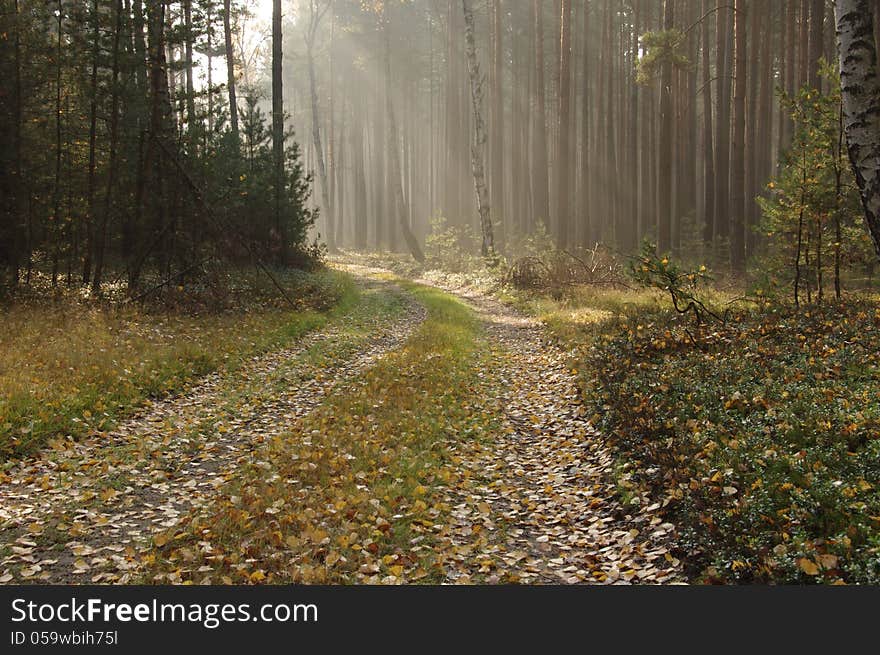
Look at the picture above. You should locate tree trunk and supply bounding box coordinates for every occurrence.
[84,0,99,285]
[462,0,495,258]
[445,0,461,227]
[11,0,24,283]
[556,0,572,245]
[730,0,747,273]
[335,71,346,248]
[384,7,425,262]
[626,0,640,252]
[875,0,880,59]
[778,0,793,160]
[224,0,239,140]
[52,0,63,288]
[184,0,196,133]
[353,108,368,250]
[373,30,386,249]
[206,2,214,136]
[714,0,732,241]
[657,0,674,253]
[532,0,550,228]
[306,1,334,252]
[702,0,716,246]
[808,0,824,89]
[127,0,150,288]
[490,0,504,245]
[272,0,286,260]
[757,1,774,213]
[92,0,123,293]
[835,0,880,260]
[579,0,592,245]
[745,0,759,258]
[798,0,809,87]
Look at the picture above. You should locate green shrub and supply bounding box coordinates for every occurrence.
[584,302,880,583]
[424,214,481,273]
[629,241,719,324]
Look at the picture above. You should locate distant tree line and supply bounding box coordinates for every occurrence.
[288,0,880,274]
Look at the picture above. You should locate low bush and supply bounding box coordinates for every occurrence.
[585,301,880,583]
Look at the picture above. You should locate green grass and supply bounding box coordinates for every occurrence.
[0,268,355,460]
[140,281,499,584]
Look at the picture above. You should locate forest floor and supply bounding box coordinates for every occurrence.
[0,263,682,584]
[352,251,880,584]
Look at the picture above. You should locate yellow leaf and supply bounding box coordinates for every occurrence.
[817,554,839,570]
[798,558,819,576]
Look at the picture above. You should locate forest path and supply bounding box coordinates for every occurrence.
[412,271,685,584]
[0,273,425,583]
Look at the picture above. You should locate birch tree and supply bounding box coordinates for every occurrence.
[835,0,880,260]
[462,0,495,258]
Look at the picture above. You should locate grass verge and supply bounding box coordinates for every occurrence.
[140,282,498,584]
[0,268,354,460]
[523,284,880,584]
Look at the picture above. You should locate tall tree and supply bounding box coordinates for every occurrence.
[353,104,368,250]
[11,0,25,283]
[744,0,760,257]
[490,0,504,243]
[798,0,809,86]
[701,0,716,245]
[306,0,334,251]
[183,0,196,132]
[807,0,824,89]
[224,0,239,140]
[383,3,425,261]
[92,0,123,292]
[444,0,461,227]
[835,0,880,260]
[579,0,593,244]
[555,0,572,244]
[51,0,63,287]
[730,0,747,272]
[714,0,732,242]
[272,0,285,258]
[462,0,495,257]
[532,0,550,227]
[657,0,674,253]
[84,0,100,284]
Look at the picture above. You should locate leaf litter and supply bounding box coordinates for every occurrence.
[1,266,684,585]
[424,281,685,584]
[0,275,424,583]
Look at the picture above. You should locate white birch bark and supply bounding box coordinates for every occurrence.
[462,0,495,258]
[835,0,880,260]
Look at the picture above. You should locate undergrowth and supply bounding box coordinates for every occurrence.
[584,301,880,584]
